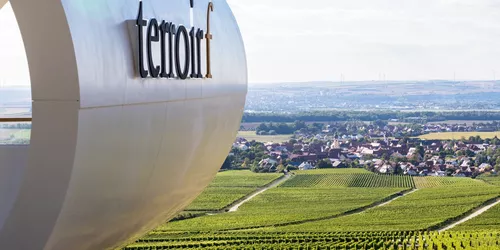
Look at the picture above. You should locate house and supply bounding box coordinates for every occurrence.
[259,158,278,169]
[405,169,418,176]
[478,163,491,171]
[429,171,446,177]
[454,171,467,177]
[377,164,393,174]
[298,162,314,170]
[331,160,345,168]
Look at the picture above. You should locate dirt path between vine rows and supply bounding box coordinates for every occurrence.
[223,188,417,232]
[438,198,500,232]
[228,174,291,212]
[374,189,418,208]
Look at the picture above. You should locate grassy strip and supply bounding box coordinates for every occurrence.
[429,196,500,231]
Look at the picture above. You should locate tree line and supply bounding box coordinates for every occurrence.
[242,111,500,123]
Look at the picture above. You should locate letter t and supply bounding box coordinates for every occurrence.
[136,2,149,78]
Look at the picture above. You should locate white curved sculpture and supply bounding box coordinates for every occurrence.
[0,0,247,249]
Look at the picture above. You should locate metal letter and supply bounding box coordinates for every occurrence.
[205,2,214,78]
[136,2,149,78]
[190,27,196,78]
[147,19,161,78]
[175,25,190,80]
[159,21,170,78]
[196,29,204,78]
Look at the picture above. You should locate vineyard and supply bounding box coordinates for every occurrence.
[281,174,414,188]
[124,231,500,249]
[208,170,282,188]
[125,170,500,249]
[477,176,500,187]
[452,202,500,231]
[277,186,500,232]
[413,176,491,189]
[184,187,255,211]
[185,171,281,211]
[293,169,374,175]
[160,188,405,232]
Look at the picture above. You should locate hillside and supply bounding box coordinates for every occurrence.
[124,170,500,249]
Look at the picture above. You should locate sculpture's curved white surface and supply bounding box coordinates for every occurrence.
[0,0,247,249]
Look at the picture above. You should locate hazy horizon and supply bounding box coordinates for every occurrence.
[3,1,500,86]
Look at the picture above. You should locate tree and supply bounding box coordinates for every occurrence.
[276,164,286,173]
[409,154,419,165]
[351,160,360,168]
[373,120,388,128]
[495,164,500,173]
[393,165,403,175]
[241,158,250,169]
[416,146,425,158]
[365,162,376,172]
[381,153,389,161]
[294,120,306,131]
[221,156,233,170]
[465,149,475,158]
[492,137,499,145]
[317,159,333,169]
[475,154,488,166]
[439,150,447,159]
[256,123,269,133]
[475,135,482,143]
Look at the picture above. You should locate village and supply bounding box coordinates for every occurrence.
[228,121,500,177]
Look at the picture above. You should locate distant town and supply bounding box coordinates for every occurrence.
[246,80,500,112]
[230,120,500,177]
[2,85,500,178]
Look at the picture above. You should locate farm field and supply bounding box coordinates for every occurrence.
[126,170,500,249]
[276,186,500,232]
[427,120,500,125]
[160,187,405,232]
[208,170,281,188]
[293,168,373,175]
[236,131,292,143]
[185,187,256,211]
[185,171,281,211]
[478,176,500,186]
[452,202,500,231]
[281,173,414,188]
[418,131,500,140]
[0,129,30,144]
[124,231,500,249]
[413,176,491,189]
[0,129,22,139]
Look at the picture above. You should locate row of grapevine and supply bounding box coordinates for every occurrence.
[477,176,500,187]
[124,231,500,249]
[161,188,404,232]
[278,186,500,232]
[280,174,415,188]
[413,176,490,189]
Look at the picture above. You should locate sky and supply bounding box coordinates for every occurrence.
[2,0,500,85]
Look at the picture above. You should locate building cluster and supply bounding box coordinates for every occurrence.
[231,135,499,177]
